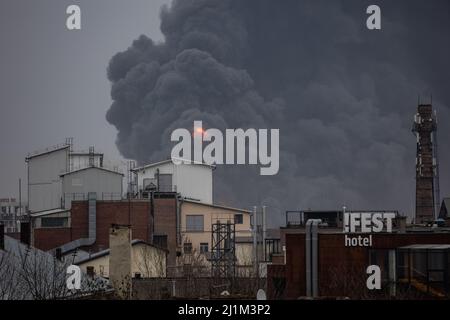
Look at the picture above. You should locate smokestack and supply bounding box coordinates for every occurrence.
[109,224,132,299]
[86,266,95,278]
[0,224,4,250]
[397,216,407,233]
[20,221,30,246]
[413,104,437,224]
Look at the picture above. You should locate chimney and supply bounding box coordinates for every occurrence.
[109,224,132,299]
[86,266,95,278]
[20,222,30,246]
[397,216,407,233]
[413,104,438,223]
[0,224,4,250]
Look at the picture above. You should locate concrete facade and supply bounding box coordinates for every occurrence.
[109,225,132,299]
[77,240,167,278]
[61,167,123,209]
[133,160,214,204]
[33,199,154,252]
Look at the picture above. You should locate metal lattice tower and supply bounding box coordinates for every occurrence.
[412,104,438,223]
[211,221,236,279]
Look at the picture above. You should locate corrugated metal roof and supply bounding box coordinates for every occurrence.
[30,208,69,218]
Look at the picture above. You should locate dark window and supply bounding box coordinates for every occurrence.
[234,214,243,224]
[184,242,193,254]
[200,243,209,253]
[158,174,173,192]
[186,215,204,232]
[41,217,67,228]
[153,235,168,249]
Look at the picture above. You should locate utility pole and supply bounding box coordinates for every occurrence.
[16,178,21,232]
[262,206,267,262]
[252,206,258,277]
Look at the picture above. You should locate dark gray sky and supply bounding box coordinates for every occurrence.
[0,0,169,198]
[1,0,449,226]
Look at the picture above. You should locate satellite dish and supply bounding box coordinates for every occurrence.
[256,289,266,300]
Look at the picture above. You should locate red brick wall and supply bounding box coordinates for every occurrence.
[72,200,153,252]
[153,197,177,266]
[33,198,179,258]
[270,232,450,299]
[34,228,72,251]
[33,200,154,252]
[285,233,306,298]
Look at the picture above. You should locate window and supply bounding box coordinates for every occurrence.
[234,214,243,224]
[200,243,209,254]
[184,242,193,254]
[158,174,173,192]
[186,215,204,232]
[41,217,67,228]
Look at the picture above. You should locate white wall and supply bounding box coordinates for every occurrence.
[78,243,166,278]
[28,148,69,212]
[136,162,213,203]
[62,167,123,208]
[69,154,103,171]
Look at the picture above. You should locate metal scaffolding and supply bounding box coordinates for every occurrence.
[211,220,236,279]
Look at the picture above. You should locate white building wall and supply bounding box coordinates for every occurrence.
[69,154,103,171]
[28,147,69,213]
[174,164,213,203]
[62,168,123,208]
[135,162,213,203]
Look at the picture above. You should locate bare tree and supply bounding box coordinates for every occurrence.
[135,245,166,278]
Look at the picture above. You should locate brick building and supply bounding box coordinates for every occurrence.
[267,227,450,299]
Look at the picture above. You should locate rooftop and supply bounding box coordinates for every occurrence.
[132,158,215,172]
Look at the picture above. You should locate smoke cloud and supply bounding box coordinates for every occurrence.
[106,0,450,226]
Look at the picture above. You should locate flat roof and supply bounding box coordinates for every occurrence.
[30,208,70,218]
[75,239,167,264]
[132,158,215,172]
[398,244,450,250]
[182,199,252,213]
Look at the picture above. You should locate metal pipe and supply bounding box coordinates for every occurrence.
[262,206,267,261]
[59,192,97,254]
[305,219,321,298]
[253,206,258,276]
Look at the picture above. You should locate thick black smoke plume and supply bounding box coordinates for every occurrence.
[107,0,450,226]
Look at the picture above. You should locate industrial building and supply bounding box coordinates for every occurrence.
[26,140,123,215]
[131,159,214,203]
[30,155,255,280]
[266,215,450,299]
[0,198,27,233]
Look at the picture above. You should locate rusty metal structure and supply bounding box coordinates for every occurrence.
[211,220,236,279]
[412,103,440,223]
